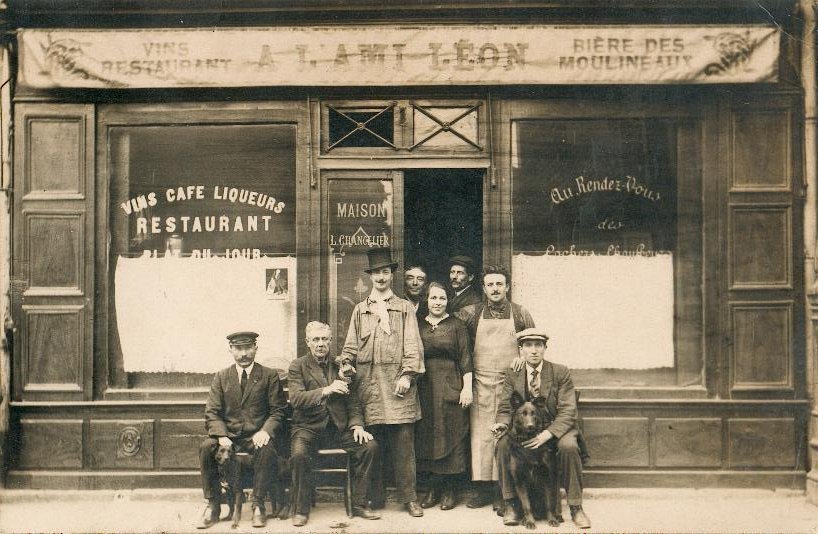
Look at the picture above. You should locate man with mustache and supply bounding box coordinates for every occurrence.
[197,331,287,529]
[340,248,426,517]
[455,265,534,511]
[447,255,482,313]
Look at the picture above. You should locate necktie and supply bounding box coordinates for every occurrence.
[319,361,329,384]
[530,369,540,399]
[241,369,248,395]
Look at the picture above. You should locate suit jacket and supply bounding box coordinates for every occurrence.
[205,363,287,440]
[448,285,482,313]
[495,360,577,441]
[288,353,364,433]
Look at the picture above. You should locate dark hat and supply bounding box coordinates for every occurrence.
[449,255,475,272]
[364,247,399,273]
[226,331,259,346]
[516,328,549,344]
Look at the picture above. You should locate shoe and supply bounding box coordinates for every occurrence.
[466,490,491,509]
[291,513,308,527]
[369,498,385,510]
[570,505,591,529]
[439,488,455,510]
[503,502,521,526]
[405,501,424,517]
[252,504,266,528]
[420,486,439,508]
[351,505,381,520]
[196,500,220,529]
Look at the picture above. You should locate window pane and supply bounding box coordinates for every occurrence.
[328,107,395,148]
[413,106,479,149]
[108,124,298,388]
[511,119,702,388]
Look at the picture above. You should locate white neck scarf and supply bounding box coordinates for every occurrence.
[368,290,394,335]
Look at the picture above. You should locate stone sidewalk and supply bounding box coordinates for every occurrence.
[0,488,816,533]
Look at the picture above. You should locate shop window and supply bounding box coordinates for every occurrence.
[511,119,703,388]
[108,123,297,389]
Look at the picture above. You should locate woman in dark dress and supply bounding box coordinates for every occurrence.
[416,282,473,510]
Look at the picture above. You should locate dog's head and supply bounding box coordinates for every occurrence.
[510,392,550,441]
[338,358,357,383]
[215,444,234,466]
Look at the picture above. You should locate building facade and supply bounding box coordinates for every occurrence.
[0,0,816,500]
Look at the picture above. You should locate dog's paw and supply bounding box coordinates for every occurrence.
[523,516,537,530]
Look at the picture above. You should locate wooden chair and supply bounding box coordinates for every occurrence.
[316,448,353,518]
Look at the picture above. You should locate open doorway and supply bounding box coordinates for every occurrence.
[403,169,483,286]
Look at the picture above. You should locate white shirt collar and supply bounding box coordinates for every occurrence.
[455,284,471,297]
[526,361,544,381]
[236,362,255,379]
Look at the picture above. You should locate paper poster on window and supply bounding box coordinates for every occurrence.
[513,253,674,370]
[115,256,297,373]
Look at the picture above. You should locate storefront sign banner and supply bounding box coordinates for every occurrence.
[18,25,779,88]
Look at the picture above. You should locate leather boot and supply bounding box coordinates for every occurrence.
[420,481,439,508]
[196,500,220,529]
[570,505,591,529]
[439,485,456,510]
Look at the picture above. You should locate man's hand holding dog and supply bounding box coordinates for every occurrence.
[351,425,374,444]
[251,429,271,448]
[522,429,553,449]
[323,379,350,397]
[218,436,233,448]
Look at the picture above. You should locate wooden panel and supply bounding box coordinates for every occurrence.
[158,419,206,469]
[25,117,85,198]
[732,111,789,190]
[729,206,790,288]
[16,419,83,469]
[22,306,83,391]
[654,418,722,467]
[583,417,650,467]
[728,418,795,468]
[25,212,83,293]
[88,420,154,469]
[731,303,791,389]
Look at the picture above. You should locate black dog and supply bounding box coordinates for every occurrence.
[215,445,291,528]
[507,391,561,529]
[215,445,251,529]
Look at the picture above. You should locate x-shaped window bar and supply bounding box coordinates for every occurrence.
[326,102,399,151]
[408,101,483,151]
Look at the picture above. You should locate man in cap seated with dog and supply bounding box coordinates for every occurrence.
[197,331,288,529]
[491,328,591,529]
[287,321,381,527]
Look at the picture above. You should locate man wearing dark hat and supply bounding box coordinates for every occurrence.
[340,247,426,517]
[492,328,591,529]
[197,331,287,529]
[447,255,482,313]
[287,321,381,527]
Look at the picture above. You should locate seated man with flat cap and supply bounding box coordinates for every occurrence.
[492,328,591,529]
[197,331,287,529]
[288,321,381,527]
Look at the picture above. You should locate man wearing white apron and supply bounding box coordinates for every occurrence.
[455,265,535,510]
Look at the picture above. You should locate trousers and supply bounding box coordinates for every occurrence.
[290,424,379,516]
[495,429,584,506]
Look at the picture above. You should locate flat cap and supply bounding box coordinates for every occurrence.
[448,255,475,270]
[516,328,549,344]
[226,331,259,346]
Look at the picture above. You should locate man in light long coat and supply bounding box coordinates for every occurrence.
[341,247,426,517]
